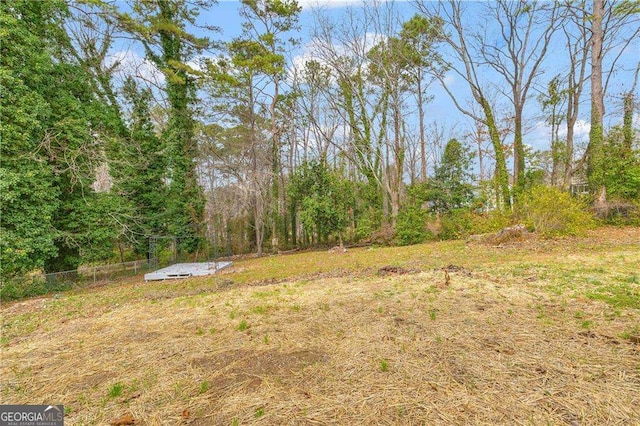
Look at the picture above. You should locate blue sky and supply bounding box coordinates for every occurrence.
[211,1,638,145]
[111,0,640,161]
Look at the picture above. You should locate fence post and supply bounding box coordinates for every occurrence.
[134,261,137,274]
[93,267,96,284]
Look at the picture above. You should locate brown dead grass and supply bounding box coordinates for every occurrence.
[1,227,639,425]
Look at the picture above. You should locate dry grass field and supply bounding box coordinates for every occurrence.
[1,227,639,425]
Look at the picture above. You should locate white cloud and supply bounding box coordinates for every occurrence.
[106,51,215,83]
[297,0,411,10]
[106,50,165,86]
[289,31,388,83]
[187,54,217,73]
[531,119,591,151]
[559,119,591,140]
[529,121,552,150]
[290,40,324,75]
[442,71,455,86]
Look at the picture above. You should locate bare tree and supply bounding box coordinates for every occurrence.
[416,0,512,208]
[292,60,341,163]
[560,1,590,189]
[589,0,606,202]
[305,5,395,217]
[623,62,640,151]
[399,14,443,182]
[480,0,560,195]
[235,0,302,252]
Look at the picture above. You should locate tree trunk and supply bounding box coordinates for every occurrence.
[290,204,297,247]
[392,96,403,226]
[561,3,589,190]
[417,72,427,181]
[481,97,511,209]
[622,62,638,153]
[270,77,280,253]
[513,108,525,195]
[248,81,263,256]
[588,0,605,197]
[550,104,560,187]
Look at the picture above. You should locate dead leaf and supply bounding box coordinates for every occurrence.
[110,413,135,425]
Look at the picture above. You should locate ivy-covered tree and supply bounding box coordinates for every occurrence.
[602,126,640,201]
[109,0,215,252]
[416,1,511,209]
[116,78,168,256]
[287,161,353,245]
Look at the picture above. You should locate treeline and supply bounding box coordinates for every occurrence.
[1,1,639,285]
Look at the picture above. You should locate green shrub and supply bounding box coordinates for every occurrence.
[395,206,431,245]
[424,209,514,241]
[468,210,513,235]
[520,186,595,237]
[439,209,475,240]
[355,208,383,242]
[1,276,73,302]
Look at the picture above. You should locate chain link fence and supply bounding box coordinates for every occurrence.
[44,259,158,287]
[2,235,227,302]
[2,259,160,302]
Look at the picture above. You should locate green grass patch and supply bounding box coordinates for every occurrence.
[108,382,124,399]
[586,284,640,309]
[250,305,267,314]
[252,289,280,299]
[620,325,640,341]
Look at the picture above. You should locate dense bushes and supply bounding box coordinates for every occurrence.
[395,205,515,245]
[602,126,640,201]
[519,186,595,237]
[1,276,73,302]
[394,185,601,245]
[287,161,354,244]
[438,209,513,240]
[395,206,431,245]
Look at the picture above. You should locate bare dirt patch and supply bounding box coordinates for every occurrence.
[377,265,411,276]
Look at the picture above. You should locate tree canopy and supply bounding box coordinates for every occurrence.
[1,0,639,291]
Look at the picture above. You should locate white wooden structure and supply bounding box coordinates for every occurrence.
[144,262,232,281]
